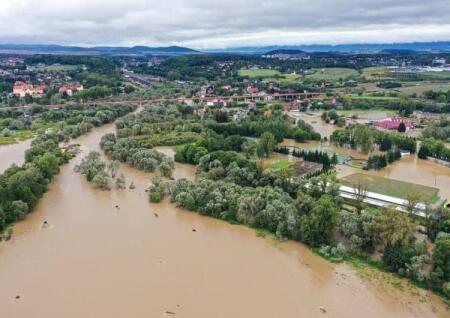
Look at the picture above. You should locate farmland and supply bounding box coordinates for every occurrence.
[303,67,359,81]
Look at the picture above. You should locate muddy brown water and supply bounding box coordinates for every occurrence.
[0,124,448,318]
[0,139,32,174]
[300,112,337,139]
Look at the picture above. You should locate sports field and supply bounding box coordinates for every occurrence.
[339,173,439,203]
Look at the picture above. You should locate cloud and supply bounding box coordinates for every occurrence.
[0,0,449,48]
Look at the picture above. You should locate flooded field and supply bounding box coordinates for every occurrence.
[282,139,450,201]
[0,139,32,174]
[296,110,394,139]
[0,124,449,318]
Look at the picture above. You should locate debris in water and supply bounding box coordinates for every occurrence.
[192,228,196,232]
[164,310,176,316]
[15,295,20,300]
[115,205,120,210]
[129,182,136,190]
[154,213,159,217]
[319,306,327,313]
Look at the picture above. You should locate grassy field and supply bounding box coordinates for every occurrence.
[304,68,359,81]
[361,67,393,81]
[238,68,281,78]
[281,73,301,81]
[340,173,439,203]
[348,94,401,101]
[238,68,301,82]
[0,130,34,145]
[269,160,293,171]
[0,136,16,145]
[396,81,450,96]
[30,64,79,72]
[336,109,397,118]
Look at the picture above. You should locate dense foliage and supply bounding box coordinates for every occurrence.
[419,138,450,162]
[365,148,401,170]
[331,124,416,154]
[170,176,340,246]
[0,132,72,232]
[100,133,174,176]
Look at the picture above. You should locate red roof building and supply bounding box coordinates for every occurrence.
[59,83,84,97]
[374,118,414,131]
[13,81,47,98]
[246,86,259,95]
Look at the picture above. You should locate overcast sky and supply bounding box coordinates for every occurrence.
[0,0,449,48]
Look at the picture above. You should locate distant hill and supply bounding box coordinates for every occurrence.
[263,49,305,55]
[2,41,450,56]
[206,41,450,54]
[380,49,419,55]
[0,44,199,56]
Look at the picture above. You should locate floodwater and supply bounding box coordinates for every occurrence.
[0,124,449,318]
[0,139,32,174]
[297,112,337,139]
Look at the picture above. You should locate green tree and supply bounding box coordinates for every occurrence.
[10,200,29,221]
[257,132,276,158]
[365,208,414,248]
[430,237,450,294]
[299,196,339,247]
[92,171,111,190]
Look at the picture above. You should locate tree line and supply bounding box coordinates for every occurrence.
[330,124,416,154]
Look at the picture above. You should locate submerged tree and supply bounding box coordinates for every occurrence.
[107,160,120,178]
[115,174,126,189]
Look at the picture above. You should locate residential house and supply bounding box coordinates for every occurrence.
[13,81,47,98]
[59,83,84,97]
[246,86,259,95]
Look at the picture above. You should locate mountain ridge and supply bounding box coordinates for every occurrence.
[0,44,199,56]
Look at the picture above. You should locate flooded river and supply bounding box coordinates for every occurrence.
[0,124,448,318]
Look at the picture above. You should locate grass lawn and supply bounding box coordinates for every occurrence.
[269,160,294,171]
[339,173,440,203]
[304,68,359,81]
[238,68,281,78]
